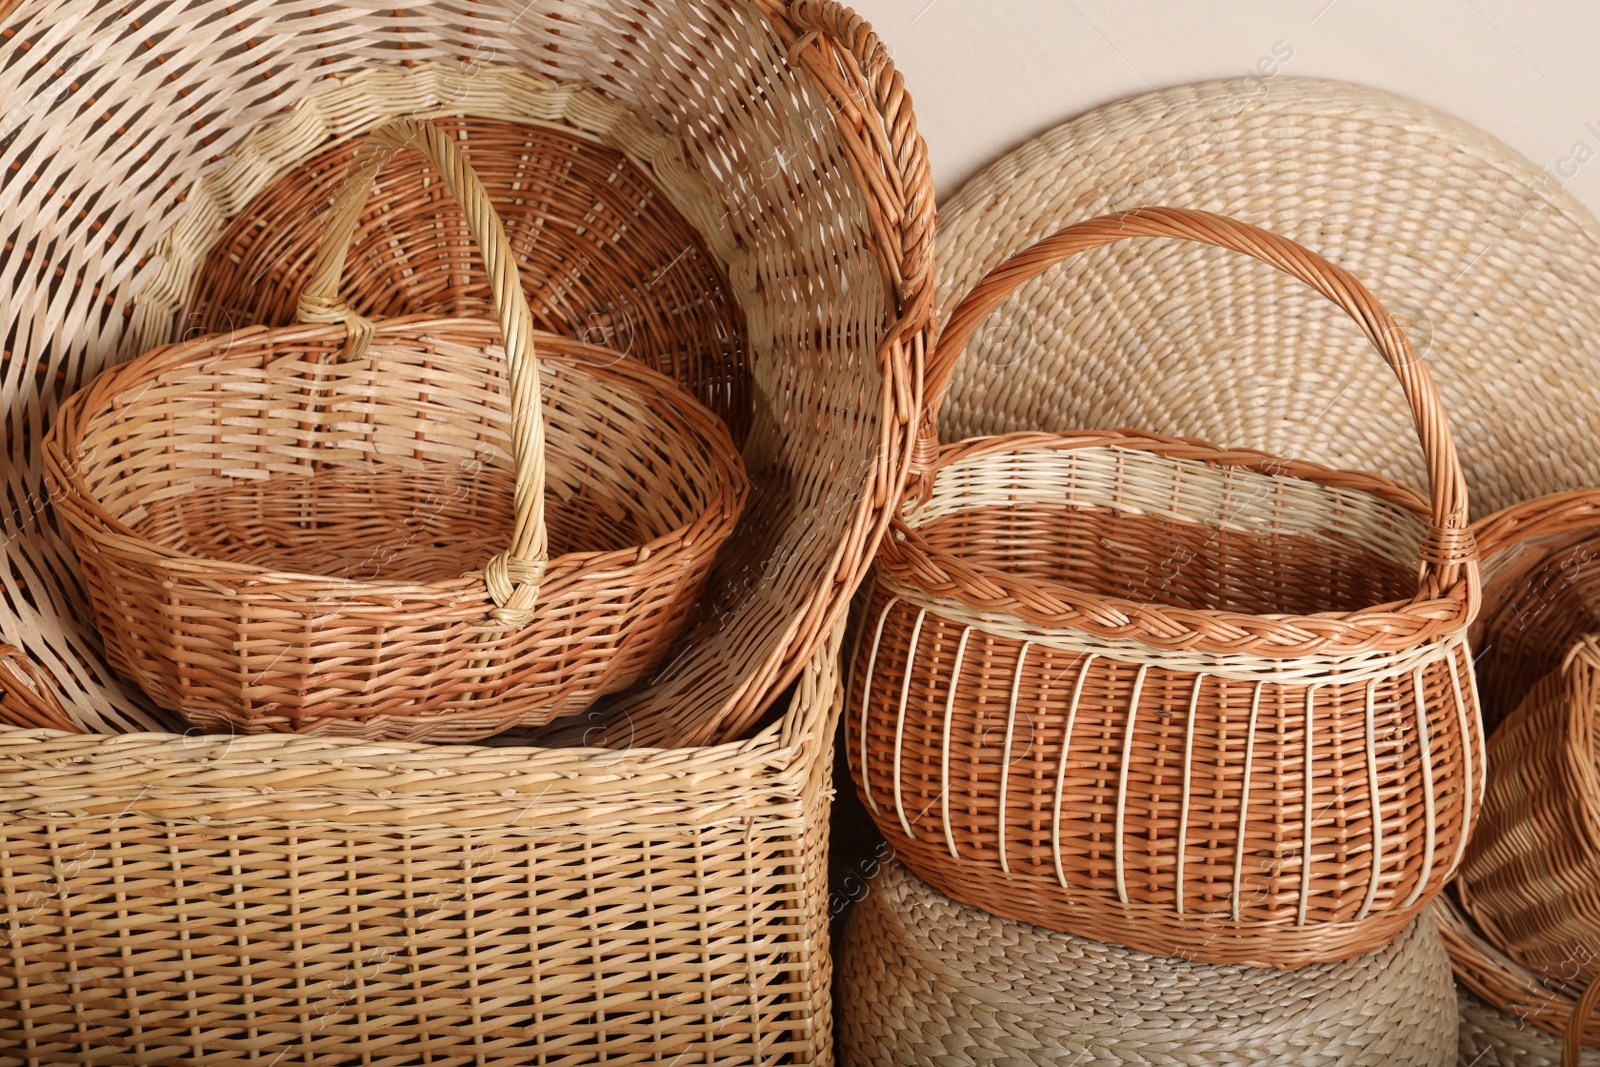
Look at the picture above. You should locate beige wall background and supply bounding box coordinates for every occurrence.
[852,0,1600,210]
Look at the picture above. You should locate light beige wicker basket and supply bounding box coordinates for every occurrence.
[836,860,1457,1066]
[0,622,844,1064]
[936,77,1600,521]
[44,116,747,742]
[0,0,933,749]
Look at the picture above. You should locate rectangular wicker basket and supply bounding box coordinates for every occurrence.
[0,624,841,1065]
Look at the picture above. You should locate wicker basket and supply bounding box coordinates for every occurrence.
[936,78,1600,521]
[1456,637,1600,992]
[44,116,747,742]
[178,108,753,445]
[1439,889,1600,1057]
[0,2,927,1059]
[836,860,1457,1066]
[0,619,843,1064]
[849,206,1483,967]
[1471,491,1600,729]
[0,0,932,748]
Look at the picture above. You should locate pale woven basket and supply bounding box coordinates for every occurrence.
[0,624,844,1063]
[935,77,1600,520]
[836,860,1457,1066]
[0,0,933,748]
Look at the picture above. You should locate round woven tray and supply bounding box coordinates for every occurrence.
[837,860,1457,1066]
[935,76,1600,519]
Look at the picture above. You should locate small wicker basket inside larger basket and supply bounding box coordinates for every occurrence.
[850,207,1482,967]
[44,117,746,742]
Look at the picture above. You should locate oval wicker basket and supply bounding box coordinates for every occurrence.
[849,206,1483,967]
[1439,889,1600,1058]
[836,860,1457,1066]
[179,112,753,445]
[1457,636,1600,994]
[44,116,747,742]
[1471,491,1600,729]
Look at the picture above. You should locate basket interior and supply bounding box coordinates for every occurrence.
[72,330,724,583]
[912,444,1429,616]
[180,116,753,446]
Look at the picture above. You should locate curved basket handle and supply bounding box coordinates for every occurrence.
[1564,974,1600,1065]
[297,117,547,627]
[918,206,1474,594]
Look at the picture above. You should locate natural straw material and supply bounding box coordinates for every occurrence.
[181,111,753,444]
[851,207,1482,967]
[1440,888,1600,1054]
[1457,988,1600,1067]
[836,860,1456,1066]
[1470,491,1600,729]
[0,0,932,748]
[0,625,844,1064]
[1458,637,1600,995]
[44,116,747,742]
[936,77,1600,519]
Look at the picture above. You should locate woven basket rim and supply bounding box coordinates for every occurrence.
[48,318,745,597]
[882,427,1472,654]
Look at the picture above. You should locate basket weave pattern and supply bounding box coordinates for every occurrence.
[181,109,754,444]
[836,860,1457,1066]
[1458,637,1600,995]
[850,207,1482,967]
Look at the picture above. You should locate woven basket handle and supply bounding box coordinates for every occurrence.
[296,117,547,627]
[1564,975,1600,1065]
[919,206,1474,590]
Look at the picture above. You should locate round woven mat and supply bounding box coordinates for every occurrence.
[935,77,1600,518]
[836,860,1456,1066]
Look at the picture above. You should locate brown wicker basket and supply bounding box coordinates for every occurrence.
[1439,889,1600,1055]
[1457,636,1600,993]
[43,116,746,742]
[849,206,1482,967]
[1471,491,1600,730]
